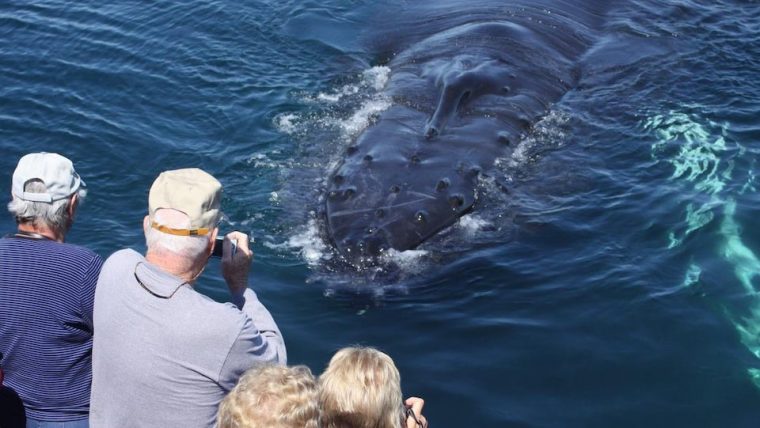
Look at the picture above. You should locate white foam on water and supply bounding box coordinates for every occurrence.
[264,218,329,266]
[500,110,569,168]
[247,153,280,169]
[316,92,343,103]
[363,66,391,91]
[265,66,398,272]
[274,113,300,134]
[316,84,360,103]
[318,66,392,141]
[277,66,393,148]
[381,249,429,274]
[339,97,392,140]
[457,214,491,236]
[328,68,393,139]
[302,66,390,105]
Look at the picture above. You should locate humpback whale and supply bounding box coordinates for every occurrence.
[324,2,607,267]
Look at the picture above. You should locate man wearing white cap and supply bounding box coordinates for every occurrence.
[90,168,286,428]
[0,152,103,427]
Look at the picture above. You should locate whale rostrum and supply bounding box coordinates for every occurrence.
[324,14,597,267]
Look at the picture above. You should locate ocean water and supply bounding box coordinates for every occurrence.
[1,0,760,426]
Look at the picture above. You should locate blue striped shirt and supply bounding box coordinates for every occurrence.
[0,236,103,421]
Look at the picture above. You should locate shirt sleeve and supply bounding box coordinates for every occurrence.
[80,253,104,331]
[218,288,287,391]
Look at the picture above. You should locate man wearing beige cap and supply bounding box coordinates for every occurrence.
[0,152,102,427]
[89,168,286,428]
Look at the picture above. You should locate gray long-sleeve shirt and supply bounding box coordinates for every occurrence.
[90,249,286,428]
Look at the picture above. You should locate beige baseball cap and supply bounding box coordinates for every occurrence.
[148,168,222,236]
[12,152,85,203]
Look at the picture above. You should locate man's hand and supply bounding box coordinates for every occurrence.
[405,397,428,428]
[221,231,252,296]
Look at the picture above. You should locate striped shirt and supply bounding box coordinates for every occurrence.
[0,236,103,421]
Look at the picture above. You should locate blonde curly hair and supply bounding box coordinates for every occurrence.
[318,347,405,428]
[217,364,320,428]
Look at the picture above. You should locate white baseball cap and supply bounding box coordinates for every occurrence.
[148,168,222,236]
[12,152,85,203]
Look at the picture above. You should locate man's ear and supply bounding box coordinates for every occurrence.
[208,227,219,255]
[67,194,79,218]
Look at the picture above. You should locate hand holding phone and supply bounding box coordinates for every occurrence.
[219,232,253,296]
[212,237,237,258]
[212,235,252,258]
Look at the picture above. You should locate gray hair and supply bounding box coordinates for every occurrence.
[7,180,86,234]
[145,209,210,259]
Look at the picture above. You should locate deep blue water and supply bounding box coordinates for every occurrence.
[2,0,760,426]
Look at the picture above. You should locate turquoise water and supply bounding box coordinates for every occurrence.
[2,0,760,426]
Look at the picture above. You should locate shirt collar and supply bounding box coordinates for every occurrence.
[134,260,188,299]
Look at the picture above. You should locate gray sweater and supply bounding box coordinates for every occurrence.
[90,249,286,428]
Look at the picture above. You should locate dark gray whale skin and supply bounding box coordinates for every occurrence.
[325,2,605,266]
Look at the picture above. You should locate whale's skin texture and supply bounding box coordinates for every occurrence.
[324,5,602,267]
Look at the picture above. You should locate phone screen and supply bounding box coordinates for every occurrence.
[211,237,225,258]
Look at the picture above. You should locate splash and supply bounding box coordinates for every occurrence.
[334,68,393,140]
[274,113,299,135]
[338,98,392,140]
[272,66,392,142]
[362,66,391,91]
[457,214,491,237]
[264,217,330,266]
[272,66,394,269]
[309,66,390,104]
[381,249,430,275]
[499,109,569,169]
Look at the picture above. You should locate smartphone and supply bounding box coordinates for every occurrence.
[211,237,225,258]
[211,236,251,258]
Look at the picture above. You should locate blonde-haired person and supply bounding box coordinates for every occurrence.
[319,346,428,428]
[218,364,320,428]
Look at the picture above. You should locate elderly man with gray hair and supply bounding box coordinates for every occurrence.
[89,168,286,428]
[0,152,103,427]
